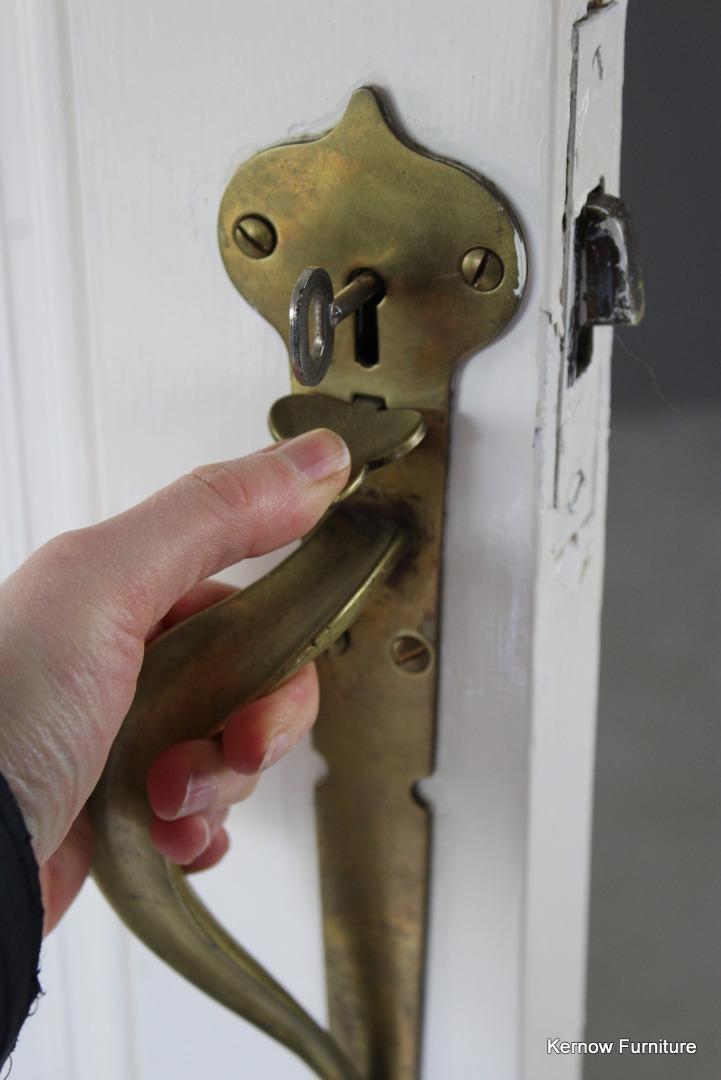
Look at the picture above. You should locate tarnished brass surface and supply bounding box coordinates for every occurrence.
[90,505,408,1080]
[219,87,527,1078]
[312,419,445,1078]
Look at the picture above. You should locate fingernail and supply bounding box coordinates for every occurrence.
[260,731,290,771]
[278,429,350,483]
[178,774,217,817]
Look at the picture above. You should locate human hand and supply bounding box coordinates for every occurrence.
[0,429,350,933]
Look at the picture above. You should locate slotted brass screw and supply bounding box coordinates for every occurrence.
[391,634,432,674]
[461,246,504,292]
[233,215,277,259]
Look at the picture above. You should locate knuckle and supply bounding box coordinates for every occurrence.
[37,526,125,603]
[33,528,117,607]
[39,527,97,570]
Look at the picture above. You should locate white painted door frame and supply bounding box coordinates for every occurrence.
[0,2,628,1077]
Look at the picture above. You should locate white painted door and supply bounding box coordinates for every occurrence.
[0,2,629,1077]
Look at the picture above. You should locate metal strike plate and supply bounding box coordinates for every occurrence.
[219,87,527,1079]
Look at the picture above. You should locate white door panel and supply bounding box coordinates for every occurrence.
[0,2,628,1076]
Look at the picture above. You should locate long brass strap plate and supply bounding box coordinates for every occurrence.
[219,87,526,1078]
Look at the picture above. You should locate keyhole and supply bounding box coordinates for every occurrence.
[348,268,385,368]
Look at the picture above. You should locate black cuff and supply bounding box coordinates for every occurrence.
[0,771,43,1065]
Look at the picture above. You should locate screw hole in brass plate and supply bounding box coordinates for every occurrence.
[390,632,434,674]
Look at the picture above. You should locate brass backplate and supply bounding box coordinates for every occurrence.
[218,86,526,412]
[219,87,526,1078]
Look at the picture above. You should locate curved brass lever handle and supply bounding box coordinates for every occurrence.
[90,503,408,1079]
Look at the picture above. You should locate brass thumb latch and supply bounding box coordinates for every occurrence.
[89,87,527,1079]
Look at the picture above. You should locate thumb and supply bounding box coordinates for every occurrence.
[82,428,350,632]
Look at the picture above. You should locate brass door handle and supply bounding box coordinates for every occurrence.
[90,389,426,1078]
[90,502,408,1080]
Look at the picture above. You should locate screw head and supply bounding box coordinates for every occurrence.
[233,214,277,259]
[390,633,433,674]
[461,247,504,292]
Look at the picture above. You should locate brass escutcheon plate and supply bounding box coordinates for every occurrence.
[219,87,527,1078]
[219,86,526,411]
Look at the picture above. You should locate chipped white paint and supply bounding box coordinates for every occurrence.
[554,3,626,558]
[0,2,628,1077]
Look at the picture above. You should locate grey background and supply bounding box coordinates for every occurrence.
[611,1,721,411]
[585,2,721,1077]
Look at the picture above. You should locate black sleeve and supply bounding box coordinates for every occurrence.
[0,772,43,1066]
